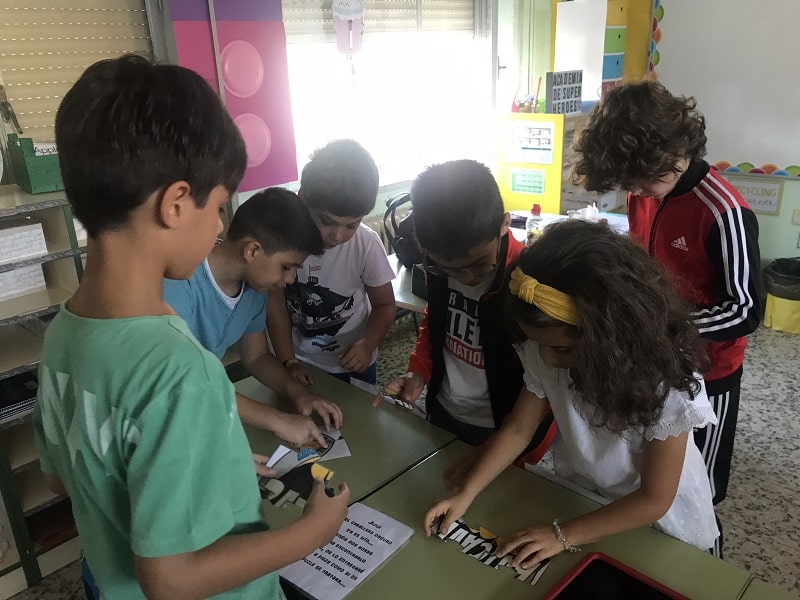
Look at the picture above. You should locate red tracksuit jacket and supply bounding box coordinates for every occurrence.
[627,161,762,381]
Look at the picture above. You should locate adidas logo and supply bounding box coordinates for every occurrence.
[671,236,689,252]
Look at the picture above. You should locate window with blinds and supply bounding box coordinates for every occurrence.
[0,1,153,143]
[283,0,475,43]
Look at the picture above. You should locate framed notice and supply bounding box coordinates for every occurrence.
[722,174,783,215]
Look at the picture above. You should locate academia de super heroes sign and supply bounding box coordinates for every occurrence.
[545,70,583,116]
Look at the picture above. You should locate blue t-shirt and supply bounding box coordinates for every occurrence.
[163,260,268,358]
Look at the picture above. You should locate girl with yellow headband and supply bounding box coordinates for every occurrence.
[424,220,720,564]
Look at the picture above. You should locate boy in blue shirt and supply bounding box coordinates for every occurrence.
[164,187,343,446]
[33,55,349,599]
[267,140,396,387]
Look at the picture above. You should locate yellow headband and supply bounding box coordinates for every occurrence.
[509,267,580,326]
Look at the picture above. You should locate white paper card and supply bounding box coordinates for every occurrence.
[280,502,413,600]
[317,428,351,462]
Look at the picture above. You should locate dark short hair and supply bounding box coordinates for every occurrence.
[504,220,704,432]
[56,54,246,237]
[571,80,707,194]
[227,187,323,256]
[299,139,379,217]
[410,160,505,258]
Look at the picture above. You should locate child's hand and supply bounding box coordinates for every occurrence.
[293,392,343,431]
[423,493,472,537]
[496,524,563,569]
[251,453,277,478]
[271,412,328,449]
[304,479,351,547]
[287,362,314,386]
[372,372,425,407]
[338,339,373,373]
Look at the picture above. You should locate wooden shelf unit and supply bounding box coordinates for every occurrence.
[14,468,64,517]
[0,285,75,324]
[0,185,84,595]
[0,326,43,382]
[0,421,37,473]
[0,546,20,578]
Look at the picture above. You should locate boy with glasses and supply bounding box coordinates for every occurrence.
[383,160,554,472]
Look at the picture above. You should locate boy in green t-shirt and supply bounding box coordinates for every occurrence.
[32,55,349,599]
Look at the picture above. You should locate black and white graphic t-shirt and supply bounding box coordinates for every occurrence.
[437,277,493,427]
[287,224,394,373]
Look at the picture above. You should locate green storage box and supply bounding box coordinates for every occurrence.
[7,133,64,194]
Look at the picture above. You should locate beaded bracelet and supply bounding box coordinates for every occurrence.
[552,519,581,553]
[282,358,300,369]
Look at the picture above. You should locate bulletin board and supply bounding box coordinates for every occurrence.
[496,113,565,213]
[655,0,800,177]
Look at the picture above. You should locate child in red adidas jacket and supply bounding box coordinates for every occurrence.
[572,80,762,558]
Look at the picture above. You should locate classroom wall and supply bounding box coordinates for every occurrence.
[655,0,800,265]
[167,0,298,192]
[742,179,800,267]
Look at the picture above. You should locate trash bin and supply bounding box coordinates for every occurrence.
[763,257,800,333]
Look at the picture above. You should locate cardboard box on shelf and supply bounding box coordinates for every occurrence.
[0,219,47,265]
[0,264,46,301]
[7,134,64,195]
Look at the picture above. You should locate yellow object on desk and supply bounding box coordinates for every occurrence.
[235,369,455,528]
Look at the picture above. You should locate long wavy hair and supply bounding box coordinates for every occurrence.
[571,80,707,194]
[505,220,705,432]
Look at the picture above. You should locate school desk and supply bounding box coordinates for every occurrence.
[235,372,455,527]
[387,253,426,314]
[740,578,799,599]
[348,441,753,600]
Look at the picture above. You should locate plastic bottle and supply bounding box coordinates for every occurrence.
[525,203,543,247]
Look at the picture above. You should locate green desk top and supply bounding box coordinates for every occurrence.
[741,579,799,599]
[235,373,455,526]
[350,441,752,600]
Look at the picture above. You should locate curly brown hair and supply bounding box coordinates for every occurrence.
[571,81,707,194]
[505,220,705,432]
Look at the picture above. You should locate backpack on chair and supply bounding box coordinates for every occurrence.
[383,192,423,269]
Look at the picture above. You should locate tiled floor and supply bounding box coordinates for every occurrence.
[9,320,800,598]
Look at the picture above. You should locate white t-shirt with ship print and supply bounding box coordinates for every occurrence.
[287,224,394,373]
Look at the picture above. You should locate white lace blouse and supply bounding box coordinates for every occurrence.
[515,341,720,550]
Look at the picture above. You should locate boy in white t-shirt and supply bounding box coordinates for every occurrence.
[268,140,396,386]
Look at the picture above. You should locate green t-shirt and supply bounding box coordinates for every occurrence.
[32,306,280,599]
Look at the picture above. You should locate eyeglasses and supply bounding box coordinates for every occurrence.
[423,237,502,278]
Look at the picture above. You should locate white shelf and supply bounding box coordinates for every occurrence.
[0,186,68,218]
[0,554,25,599]
[14,468,63,516]
[38,536,81,578]
[0,247,81,275]
[0,325,43,379]
[0,545,20,574]
[0,285,73,323]
[0,421,37,472]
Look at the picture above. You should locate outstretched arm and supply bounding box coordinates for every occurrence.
[135,480,350,600]
[239,330,342,431]
[496,431,688,568]
[423,388,550,536]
